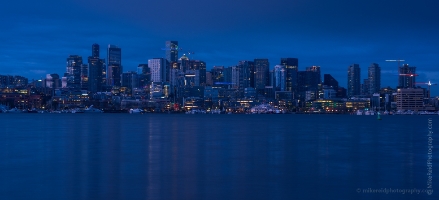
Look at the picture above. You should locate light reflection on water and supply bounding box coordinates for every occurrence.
[0,114,437,200]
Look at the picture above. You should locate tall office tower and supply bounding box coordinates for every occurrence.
[237,61,255,88]
[368,63,381,94]
[190,60,207,86]
[66,55,83,88]
[254,59,269,90]
[206,72,213,86]
[211,66,224,85]
[347,64,361,97]
[165,41,179,63]
[231,66,242,89]
[80,64,88,90]
[305,66,321,84]
[88,44,104,93]
[280,58,298,92]
[361,79,370,96]
[137,64,150,88]
[273,65,286,91]
[398,64,416,88]
[148,58,167,83]
[223,67,232,83]
[323,74,339,91]
[297,69,320,99]
[92,43,99,58]
[107,44,122,86]
[45,74,61,88]
[121,71,138,90]
[179,54,190,71]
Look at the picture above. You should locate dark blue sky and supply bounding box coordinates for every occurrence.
[1,0,439,94]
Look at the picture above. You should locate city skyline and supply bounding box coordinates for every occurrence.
[1,0,438,95]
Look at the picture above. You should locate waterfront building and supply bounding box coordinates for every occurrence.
[347,64,361,97]
[88,44,104,93]
[396,88,424,111]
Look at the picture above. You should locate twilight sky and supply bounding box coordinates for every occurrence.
[1,0,439,94]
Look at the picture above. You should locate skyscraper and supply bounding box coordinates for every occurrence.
[368,63,381,94]
[66,55,82,89]
[323,74,339,91]
[347,64,361,97]
[80,64,88,90]
[398,64,416,88]
[280,58,298,93]
[107,44,122,86]
[148,58,167,83]
[190,60,207,86]
[274,65,286,91]
[237,61,254,89]
[88,44,104,93]
[211,66,224,85]
[254,59,269,90]
[165,41,179,63]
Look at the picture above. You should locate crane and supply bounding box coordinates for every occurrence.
[386,59,418,88]
[414,81,437,99]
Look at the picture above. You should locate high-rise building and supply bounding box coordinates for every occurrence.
[137,64,150,88]
[211,66,224,85]
[296,66,321,100]
[398,64,416,88]
[231,66,241,89]
[107,44,122,86]
[148,58,167,83]
[254,59,269,90]
[80,64,88,90]
[121,71,138,90]
[190,60,207,86]
[274,65,286,91]
[347,64,361,97]
[281,58,298,92]
[362,79,370,96]
[368,63,381,94]
[238,61,255,89]
[165,41,179,63]
[396,88,424,111]
[92,43,99,58]
[88,44,104,93]
[66,55,83,89]
[323,74,339,91]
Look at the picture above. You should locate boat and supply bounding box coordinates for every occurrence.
[6,108,23,113]
[26,108,39,113]
[83,105,103,113]
[129,108,144,114]
[356,110,363,115]
[71,108,84,113]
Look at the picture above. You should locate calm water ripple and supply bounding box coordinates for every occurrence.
[0,114,437,200]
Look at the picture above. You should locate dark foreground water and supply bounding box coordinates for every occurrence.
[0,114,437,200]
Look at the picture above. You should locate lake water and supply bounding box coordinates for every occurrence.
[0,114,437,200]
